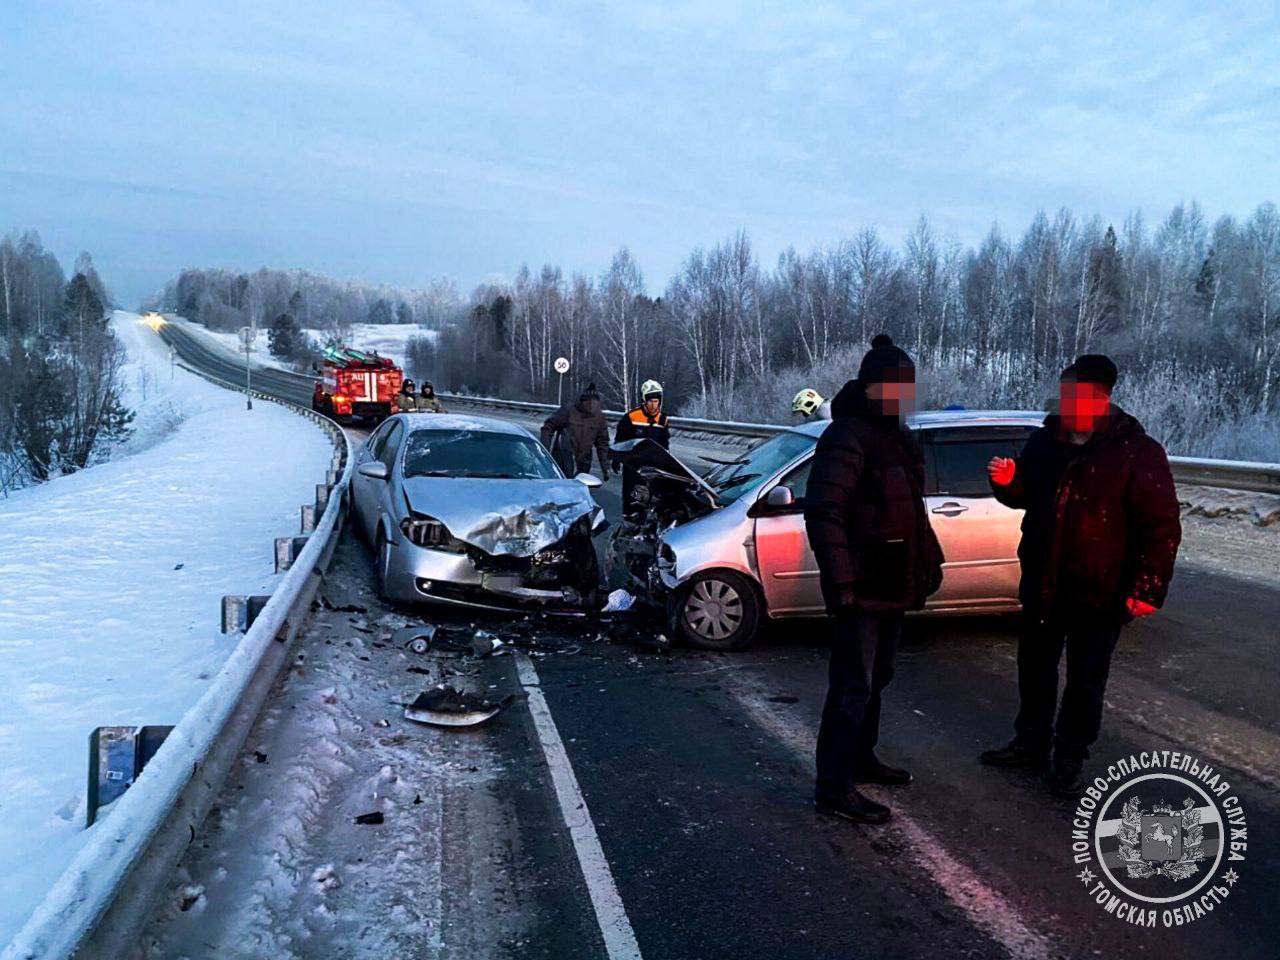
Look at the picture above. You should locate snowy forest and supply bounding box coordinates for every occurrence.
[163,201,1279,460]
[1,232,131,493]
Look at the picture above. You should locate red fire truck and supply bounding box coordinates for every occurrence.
[312,346,404,423]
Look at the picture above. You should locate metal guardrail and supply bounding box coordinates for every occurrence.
[439,392,1280,493]
[1164,455,1280,495]
[4,373,353,960]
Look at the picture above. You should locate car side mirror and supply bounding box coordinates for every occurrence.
[574,472,603,489]
[765,486,795,508]
[358,462,389,481]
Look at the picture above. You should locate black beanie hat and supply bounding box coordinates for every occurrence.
[1061,354,1118,391]
[580,382,600,402]
[857,334,916,384]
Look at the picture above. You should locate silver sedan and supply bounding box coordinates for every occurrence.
[643,410,1045,650]
[350,414,607,611]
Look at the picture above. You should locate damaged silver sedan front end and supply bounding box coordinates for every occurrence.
[351,414,607,612]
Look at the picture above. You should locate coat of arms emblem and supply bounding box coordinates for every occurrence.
[1116,796,1205,881]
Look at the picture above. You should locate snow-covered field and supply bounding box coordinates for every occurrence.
[191,320,436,372]
[0,312,333,945]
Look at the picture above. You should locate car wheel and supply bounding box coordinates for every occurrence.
[374,528,392,600]
[676,570,761,651]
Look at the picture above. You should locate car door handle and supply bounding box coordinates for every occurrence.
[932,502,969,517]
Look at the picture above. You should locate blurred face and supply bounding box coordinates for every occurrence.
[864,367,917,417]
[1059,380,1110,433]
[643,397,661,416]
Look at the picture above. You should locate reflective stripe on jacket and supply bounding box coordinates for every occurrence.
[614,407,670,449]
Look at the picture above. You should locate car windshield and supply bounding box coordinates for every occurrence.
[402,429,560,480]
[705,432,816,504]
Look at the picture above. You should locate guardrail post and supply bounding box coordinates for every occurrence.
[326,468,340,486]
[300,503,318,533]
[316,483,331,512]
[220,595,274,633]
[274,535,310,573]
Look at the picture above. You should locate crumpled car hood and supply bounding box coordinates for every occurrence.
[401,476,596,557]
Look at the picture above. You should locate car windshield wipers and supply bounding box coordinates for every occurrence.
[711,472,760,490]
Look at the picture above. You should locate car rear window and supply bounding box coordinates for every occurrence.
[919,426,1036,497]
[403,429,560,480]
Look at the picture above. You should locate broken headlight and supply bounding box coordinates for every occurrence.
[400,513,466,552]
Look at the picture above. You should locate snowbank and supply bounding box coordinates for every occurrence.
[0,312,333,945]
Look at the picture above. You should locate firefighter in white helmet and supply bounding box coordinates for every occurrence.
[614,379,670,516]
[793,388,832,421]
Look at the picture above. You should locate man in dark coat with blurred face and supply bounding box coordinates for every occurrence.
[540,383,611,479]
[980,354,1181,796]
[804,334,945,825]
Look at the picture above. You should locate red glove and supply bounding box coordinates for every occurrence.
[1126,597,1157,618]
[987,456,1016,486]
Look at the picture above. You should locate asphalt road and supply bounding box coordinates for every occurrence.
[143,324,1279,960]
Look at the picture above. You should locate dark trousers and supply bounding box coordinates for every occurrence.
[621,467,645,516]
[815,611,902,798]
[1014,612,1122,763]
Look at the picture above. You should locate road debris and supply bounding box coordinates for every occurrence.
[318,596,368,614]
[603,588,636,612]
[403,687,506,728]
[353,811,384,825]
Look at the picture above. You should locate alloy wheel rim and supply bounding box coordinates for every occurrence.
[684,578,744,641]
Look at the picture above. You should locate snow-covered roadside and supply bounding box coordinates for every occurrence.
[0,311,333,946]
[186,318,436,373]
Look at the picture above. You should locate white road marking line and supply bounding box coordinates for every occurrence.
[722,672,1055,960]
[516,653,644,960]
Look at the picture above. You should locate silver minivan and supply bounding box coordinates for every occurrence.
[629,410,1044,650]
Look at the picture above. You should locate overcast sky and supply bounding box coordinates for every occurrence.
[2,0,1277,306]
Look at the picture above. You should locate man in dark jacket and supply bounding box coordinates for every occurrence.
[804,334,945,825]
[613,378,670,515]
[540,383,611,479]
[980,355,1181,796]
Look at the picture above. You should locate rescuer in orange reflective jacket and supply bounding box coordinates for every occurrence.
[614,379,670,516]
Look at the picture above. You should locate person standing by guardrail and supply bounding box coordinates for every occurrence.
[804,334,945,826]
[397,378,419,413]
[418,381,446,413]
[980,354,1182,797]
[540,382,611,479]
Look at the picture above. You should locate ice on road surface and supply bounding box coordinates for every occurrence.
[0,312,333,945]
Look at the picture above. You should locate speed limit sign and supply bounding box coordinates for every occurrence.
[553,356,570,374]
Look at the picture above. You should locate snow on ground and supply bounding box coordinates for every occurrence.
[185,318,436,373]
[0,311,333,945]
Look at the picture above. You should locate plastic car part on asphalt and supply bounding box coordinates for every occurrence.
[403,687,507,727]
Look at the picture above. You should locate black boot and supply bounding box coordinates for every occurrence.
[815,789,892,825]
[1045,756,1085,797]
[979,740,1050,770]
[854,755,912,786]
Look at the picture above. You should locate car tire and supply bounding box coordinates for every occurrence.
[374,528,392,601]
[675,570,761,651]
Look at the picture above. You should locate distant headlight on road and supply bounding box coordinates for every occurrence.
[400,514,466,552]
